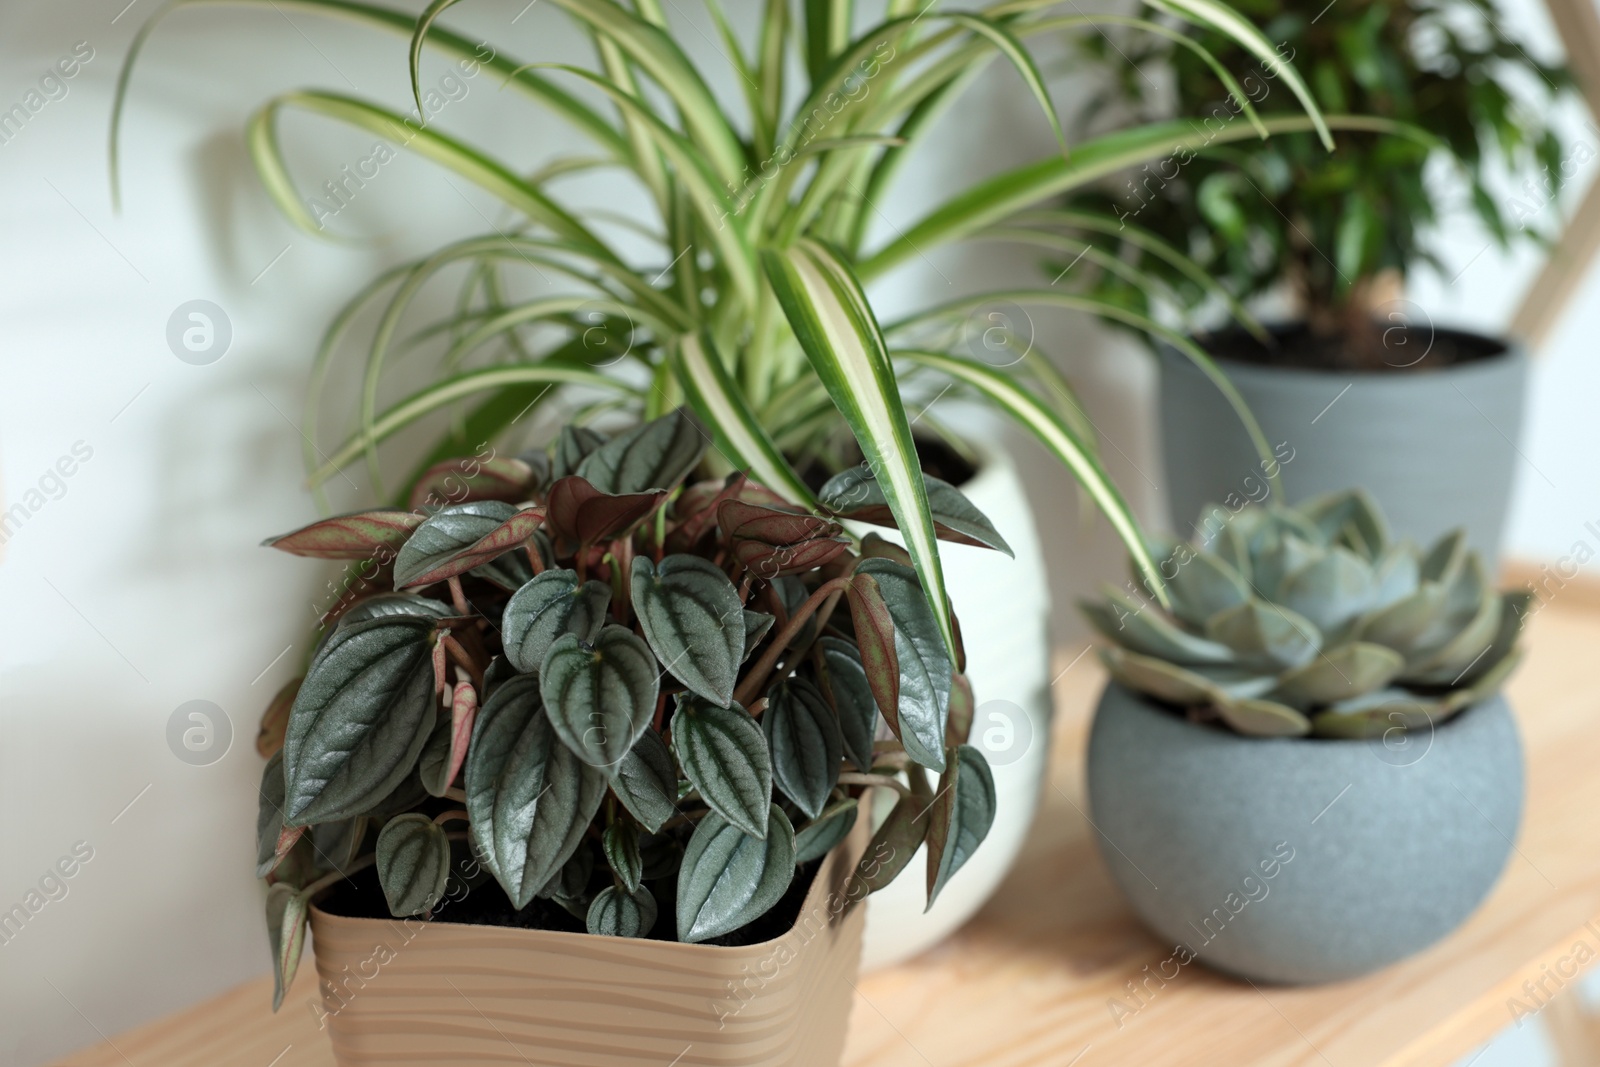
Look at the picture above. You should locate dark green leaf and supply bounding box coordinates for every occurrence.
[470,533,546,592]
[602,820,643,893]
[537,844,594,901]
[614,728,678,833]
[671,696,772,838]
[540,626,660,774]
[283,616,437,826]
[502,569,612,673]
[742,610,775,662]
[265,883,308,1012]
[554,424,609,479]
[794,797,858,864]
[676,805,795,943]
[849,767,932,897]
[586,885,657,938]
[376,813,451,917]
[819,468,1013,556]
[820,636,877,772]
[631,555,744,706]
[255,751,287,878]
[338,594,454,628]
[464,673,607,908]
[263,509,423,560]
[856,559,951,772]
[392,501,518,588]
[763,677,842,820]
[925,745,996,908]
[396,505,545,589]
[576,408,708,495]
[310,816,366,877]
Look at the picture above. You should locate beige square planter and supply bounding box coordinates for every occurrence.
[307,825,868,1067]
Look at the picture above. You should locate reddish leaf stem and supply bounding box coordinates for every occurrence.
[733,576,851,706]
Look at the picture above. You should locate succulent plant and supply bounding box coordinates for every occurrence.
[1081,491,1529,739]
[254,408,1001,1009]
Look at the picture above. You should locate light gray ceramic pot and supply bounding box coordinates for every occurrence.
[1086,682,1523,985]
[1158,330,1527,571]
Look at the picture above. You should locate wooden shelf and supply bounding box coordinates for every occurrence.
[51,581,1600,1067]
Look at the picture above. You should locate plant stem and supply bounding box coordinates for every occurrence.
[432,809,470,827]
[447,576,470,615]
[837,772,911,798]
[734,576,850,705]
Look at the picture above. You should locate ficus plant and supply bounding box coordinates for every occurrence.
[254,409,1002,1009]
[111,0,1404,627]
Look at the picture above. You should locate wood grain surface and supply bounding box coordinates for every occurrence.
[50,582,1600,1067]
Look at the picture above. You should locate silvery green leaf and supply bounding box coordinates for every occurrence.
[376,813,451,917]
[1420,528,1468,584]
[283,615,437,826]
[1211,522,1252,584]
[1369,544,1420,610]
[631,554,744,706]
[671,696,772,838]
[1301,489,1387,561]
[265,882,308,1012]
[1166,549,1251,628]
[925,745,995,908]
[1356,581,1448,652]
[763,677,842,820]
[602,820,643,893]
[1079,587,1234,667]
[587,885,657,938]
[614,728,678,833]
[360,767,429,824]
[1250,531,1320,600]
[676,805,795,943]
[1271,642,1404,708]
[465,674,607,908]
[502,569,611,673]
[820,636,878,772]
[540,626,659,774]
[742,610,775,662]
[553,424,608,480]
[856,558,952,772]
[794,798,858,865]
[1402,590,1504,685]
[418,715,453,797]
[392,501,518,588]
[1204,600,1320,670]
[817,467,1013,556]
[1411,554,1490,659]
[1101,647,1277,705]
[537,844,593,901]
[1276,546,1376,634]
[255,751,287,878]
[577,408,707,495]
[338,593,454,628]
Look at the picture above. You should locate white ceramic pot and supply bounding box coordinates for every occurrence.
[860,439,1054,970]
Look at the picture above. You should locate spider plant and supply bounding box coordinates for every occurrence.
[111,0,1388,653]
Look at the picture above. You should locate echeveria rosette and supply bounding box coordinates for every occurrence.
[1081,490,1530,739]
[250,408,1005,1007]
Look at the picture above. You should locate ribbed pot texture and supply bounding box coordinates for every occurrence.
[308,826,868,1067]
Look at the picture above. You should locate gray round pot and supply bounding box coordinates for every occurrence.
[1158,330,1527,571]
[1086,682,1523,985]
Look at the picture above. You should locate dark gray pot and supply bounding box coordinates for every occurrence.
[1158,332,1528,570]
[1086,682,1523,984]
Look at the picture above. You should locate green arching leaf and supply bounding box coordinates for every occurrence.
[577,408,708,496]
[940,13,1067,158]
[282,616,437,826]
[818,467,1012,556]
[255,752,288,879]
[587,885,657,938]
[1080,585,1232,666]
[613,728,678,833]
[676,805,796,943]
[763,240,956,660]
[763,677,843,821]
[265,883,309,1012]
[794,797,858,865]
[375,813,451,917]
[848,768,932,897]
[671,697,773,839]
[674,333,816,506]
[925,744,996,909]
[602,820,644,893]
[540,626,660,775]
[464,673,608,908]
[819,636,878,772]
[262,509,424,560]
[631,555,746,706]
[857,558,953,772]
[502,569,612,674]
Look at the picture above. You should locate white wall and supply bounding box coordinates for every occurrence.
[0,1,1590,1064]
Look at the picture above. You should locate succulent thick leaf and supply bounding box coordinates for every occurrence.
[1420,529,1469,585]
[603,820,644,893]
[1370,546,1422,611]
[502,569,611,673]
[1271,642,1405,708]
[672,697,773,838]
[1402,591,1505,685]
[408,455,537,512]
[1204,600,1321,671]
[265,883,308,1012]
[1356,582,1448,653]
[820,636,879,772]
[392,501,518,588]
[856,559,952,772]
[1459,591,1534,688]
[742,610,775,662]
[850,768,933,897]
[1276,546,1376,634]
[1211,695,1312,737]
[1411,555,1490,658]
[543,476,666,555]
[1103,648,1278,705]
[795,797,858,865]
[554,425,608,480]
[376,814,451,917]
[613,728,678,833]
[676,805,796,943]
[282,616,437,826]
[1080,587,1234,666]
[818,467,1013,556]
[1251,532,1322,602]
[1310,688,1447,739]
[255,752,287,878]
[763,677,843,820]
[926,745,996,908]
[1300,489,1388,562]
[465,674,607,908]
[587,885,657,938]
[1166,549,1250,629]
[631,555,744,706]
[263,508,423,560]
[576,408,707,495]
[540,626,659,774]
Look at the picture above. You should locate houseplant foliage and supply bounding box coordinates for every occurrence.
[254,408,1000,1009]
[111,0,1385,625]
[1059,0,1573,362]
[1082,490,1529,738]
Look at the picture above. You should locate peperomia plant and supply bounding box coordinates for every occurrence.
[255,409,999,1008]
